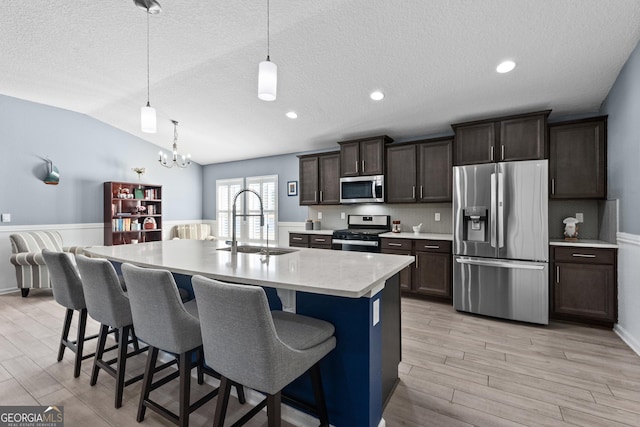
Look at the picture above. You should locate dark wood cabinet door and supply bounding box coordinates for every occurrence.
[386,144,417,203]
[299,156,318,205]
[414,252,452,298]
[499,113,547,161]
[382,248,413,291]
[319,153,340,204]
[453,122,496,166]
[553,262,615,322]
[340,141,360,177]
[360,138,385,176]
[549,117,606,199]
[417,139,452,202]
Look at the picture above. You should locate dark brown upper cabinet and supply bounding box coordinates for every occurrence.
[386,138,452,203]
[338,135,392,177]
[549,116,607,199]
[298,151,341,206]
[452,110,550,166]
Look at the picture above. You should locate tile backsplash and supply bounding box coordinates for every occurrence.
[307,203,453,234]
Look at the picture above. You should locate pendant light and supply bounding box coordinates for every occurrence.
[158,120,191,168]
[258,0,277,101]
[136,0,162,133]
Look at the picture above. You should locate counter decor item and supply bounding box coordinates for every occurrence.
[143,216,157,230]
[305,219,313,230]
[313,220,321,230]
[563,217,580,240]
[412,223,422,234]
[392,220,401,233]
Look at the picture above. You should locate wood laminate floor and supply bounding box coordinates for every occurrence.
[1,290,639,426]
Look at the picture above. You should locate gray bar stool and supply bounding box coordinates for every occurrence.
[42,249,98,378]
[76,255,148,408]
[192,275,336,427]
[121,263,243,427]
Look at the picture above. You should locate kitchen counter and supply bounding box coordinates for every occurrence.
[289,229,335,235]
[379,231,453,241]
[85,239,410,427]
[549,239,618,249]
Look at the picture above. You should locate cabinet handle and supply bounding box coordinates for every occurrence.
[292,237,303,241]
[362,160,365,173]
[420,186,424,199]
[388,243,403,247]
[423,245,440,249]
[501,145,505,160]
[314,191,317,203]
[416,255,419,269]
[556,266,560,284]
[319,190,323,202]
[490,146,494,161]
[355,161,359,174]
[315,238,326,242]
[551,179,555,195]
[412,186,416,199]
[572,253,596,258]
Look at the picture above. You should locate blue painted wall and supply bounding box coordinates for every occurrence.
[601,39,640,235]
[0,95,203,225]
[202,153,309,222]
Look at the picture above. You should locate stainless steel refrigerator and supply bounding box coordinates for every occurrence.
[453,159,549,324]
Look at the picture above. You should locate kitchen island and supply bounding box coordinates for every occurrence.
[85,239,414,427]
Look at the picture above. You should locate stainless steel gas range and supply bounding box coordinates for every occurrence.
[332,215,391,253]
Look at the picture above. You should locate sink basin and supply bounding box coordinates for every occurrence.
[217,246,298,256]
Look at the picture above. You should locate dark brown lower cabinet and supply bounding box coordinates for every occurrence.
[289,233,332,249]
[551,246,617,327]
[381,238,452,299]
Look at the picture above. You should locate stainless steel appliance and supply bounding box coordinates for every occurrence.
[340,175,384,204]
[453,159,549,324]
[332,215,390,252]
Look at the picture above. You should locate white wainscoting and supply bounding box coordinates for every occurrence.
[278,222,306,247]
[614,232,640,356]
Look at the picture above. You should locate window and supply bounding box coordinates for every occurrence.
[216,175,278,244]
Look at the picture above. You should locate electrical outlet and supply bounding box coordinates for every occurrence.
[435,212,441,222]
[341,212,346,220]
[576,212,584,222]
[318,212,322,220]
[1,213,11,223]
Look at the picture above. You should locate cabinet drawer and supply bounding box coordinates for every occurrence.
[381,238,412,250]
[289,234,309,245]
[554,247,615,264]
[414,240,452,253]
[310,235,331,245]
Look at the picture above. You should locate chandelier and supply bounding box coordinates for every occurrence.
[158,120,191,168]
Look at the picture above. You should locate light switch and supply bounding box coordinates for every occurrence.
[341,212,346,220]
[576,212,584,222]
[318,212,322,220]
[435,212,441,222]
[1,213,11,223]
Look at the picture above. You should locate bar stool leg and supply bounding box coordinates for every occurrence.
[115,325,130,408]
[58,309,73,362]
[310,364,330,427]
[213,376,231,427]
[74,309,88,378]
[91,324,109,386]
[138,346,158,422]
[266,392,282,427]
[196,347,204,385]
[178,350,191,427]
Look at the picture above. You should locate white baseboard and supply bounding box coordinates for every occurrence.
[614,324,640,357]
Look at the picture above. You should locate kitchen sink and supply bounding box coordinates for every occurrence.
[217,246,298,256]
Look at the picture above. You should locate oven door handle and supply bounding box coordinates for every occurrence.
[332,239,379,247]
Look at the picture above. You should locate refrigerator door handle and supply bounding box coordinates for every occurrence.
[490,172,497,248]
[498,171,504,249]
[456,257,545,270]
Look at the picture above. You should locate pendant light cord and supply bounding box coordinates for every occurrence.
[266,0,270,61]
[146,10,150,105]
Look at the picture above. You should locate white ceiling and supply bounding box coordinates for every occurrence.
[3,1,640,165]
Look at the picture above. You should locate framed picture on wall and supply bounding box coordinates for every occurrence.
[287,181,298,196]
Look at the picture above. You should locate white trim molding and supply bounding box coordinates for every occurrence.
[614,232,640,356]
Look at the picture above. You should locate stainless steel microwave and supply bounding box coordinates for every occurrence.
[340,175,384,203]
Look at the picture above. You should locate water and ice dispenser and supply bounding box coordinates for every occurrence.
[462,206,488,242]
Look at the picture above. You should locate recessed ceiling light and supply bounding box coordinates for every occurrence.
[496,60,516,73]
[285,111,298,119]
[370,91,385,101]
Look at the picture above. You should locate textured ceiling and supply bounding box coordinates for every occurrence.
[3,0,640,165]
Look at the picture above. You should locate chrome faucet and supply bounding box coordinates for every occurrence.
[227,188,264,255]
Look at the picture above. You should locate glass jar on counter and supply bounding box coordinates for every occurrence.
[392,220,401,233]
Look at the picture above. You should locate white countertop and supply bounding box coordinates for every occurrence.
[289,229,335,235]
[84,240,414,298]
[379,232,453,241]
[549,239,618,249]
